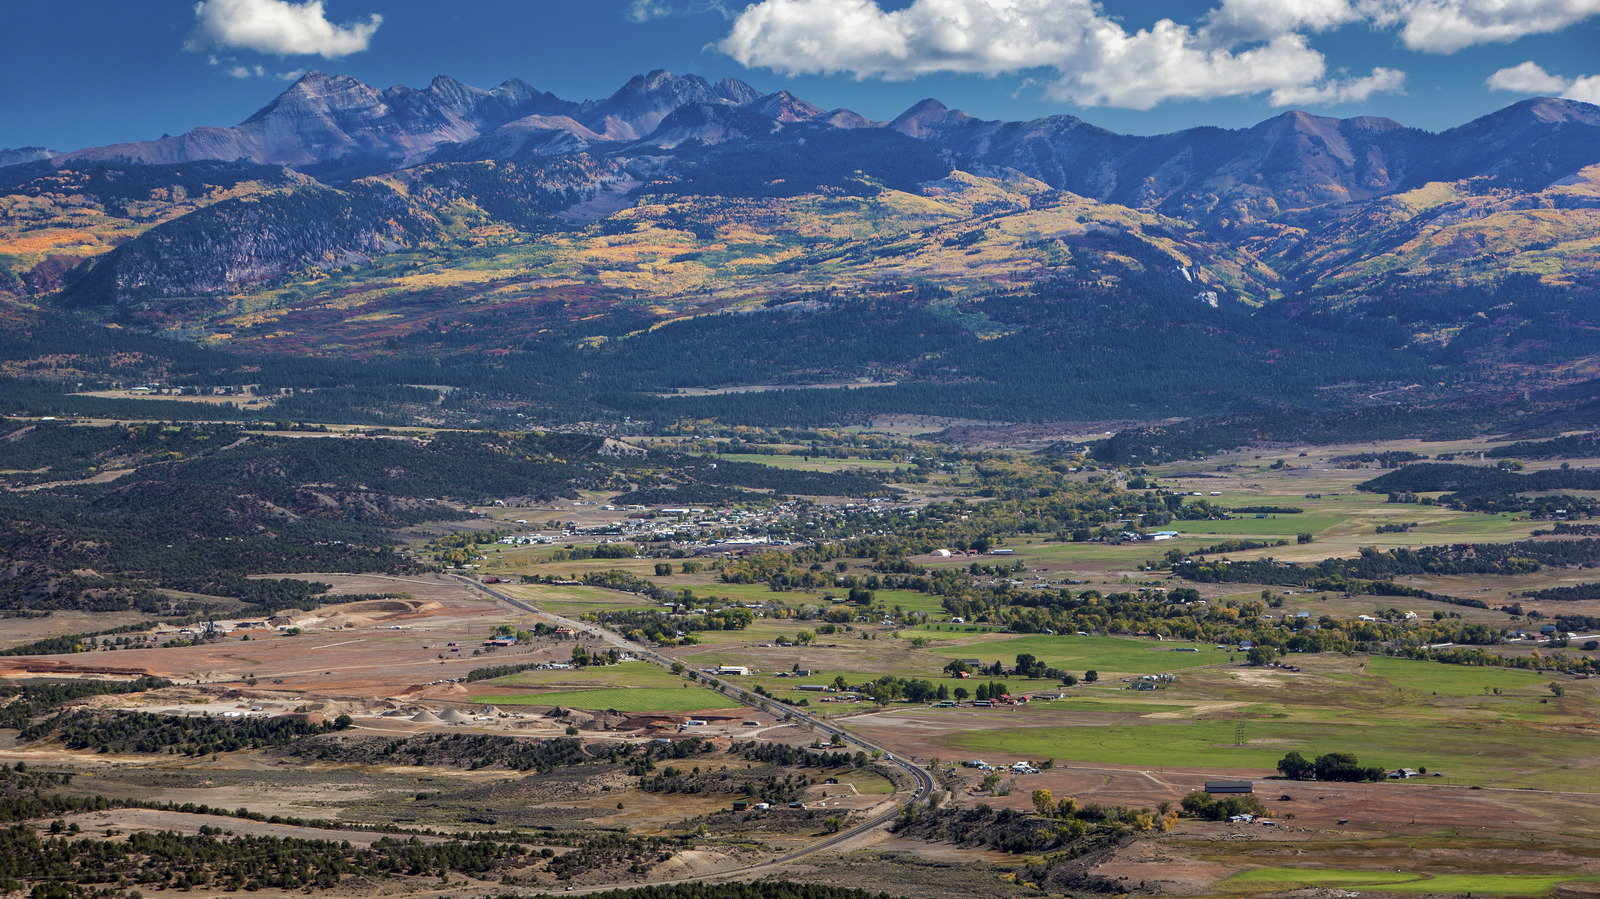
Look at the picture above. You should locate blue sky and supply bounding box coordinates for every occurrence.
[4,0,1598,152]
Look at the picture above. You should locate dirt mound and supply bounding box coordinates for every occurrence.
[294,699,367,718]
[420,682,470,699]
[410,710,442,724]
[437,708,472,724]
[342,599,430,614]
[647,849,732,880]
[621,714,686,730]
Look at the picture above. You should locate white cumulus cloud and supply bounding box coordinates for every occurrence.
[1202,0,1361,45]
[720,0,1087,79]
[186,0,382,58]
[1486,60,1571,93]
[1567,75,1600,104]
[1270,66,1406,105]
[1051,29,1331,109]
[1357,0,1600,53]
[1488,61,1600,105]
[719,0,1404,109]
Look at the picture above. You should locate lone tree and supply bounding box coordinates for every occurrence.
[1083,669,1099,684]
[1277,751,1314,780]
[1032,788,1055,816]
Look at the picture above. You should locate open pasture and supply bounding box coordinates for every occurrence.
[673,634,943,685]
[475,661,690,692]
[948,632,1219,674]
[496,582,661,616]
[1221,867,1600,896]
[1355,655,1575,697]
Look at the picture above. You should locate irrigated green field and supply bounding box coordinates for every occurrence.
[478,663,690,691]
[1222,867,1600,895]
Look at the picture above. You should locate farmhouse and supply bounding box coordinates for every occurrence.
[1205,780,1254,794]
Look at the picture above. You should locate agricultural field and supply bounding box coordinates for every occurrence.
[473,661,691,692]
[1221,868,1600,895]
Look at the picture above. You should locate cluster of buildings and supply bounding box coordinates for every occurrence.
[494,498,933,556]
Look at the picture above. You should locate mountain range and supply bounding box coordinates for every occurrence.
[2,69,1599,424]
[33,69,1600,227]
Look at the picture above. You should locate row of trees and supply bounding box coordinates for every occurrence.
[1276,751,1388,782]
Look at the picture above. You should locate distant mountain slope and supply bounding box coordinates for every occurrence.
[0,147,52,167]
[889,101,1416,219]
[61,182,439,312]
[57,72,572,169]
[573,70,759,140]
[1270,162,1600,298]
[886,96,1600,229]
[0,160,306,300]
[1422,97,1600,189]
